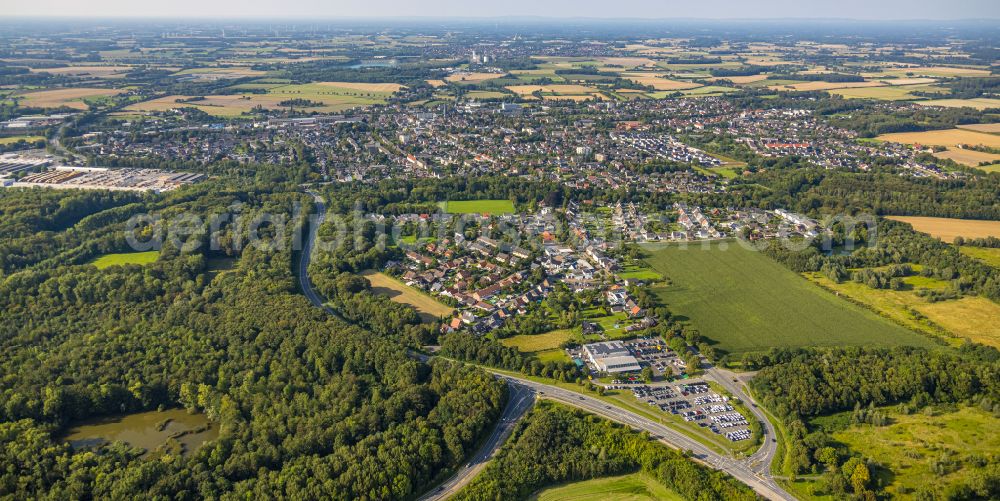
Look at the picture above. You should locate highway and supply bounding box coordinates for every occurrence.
[704,365,779,475]
[490,371,796,501]
[299,190,339,316]
[417,382,536,501]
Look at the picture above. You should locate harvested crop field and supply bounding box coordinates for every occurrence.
[769,80,884,92]
[886,216,1000,240]
[506,84,600,96]
[30,65,132,78]
[933,148,1000,167]
[958,123,1000,134]
[877,129,1000,149]
[17,87,123,109]
[445,72,504,83]
[916,98,1000,110]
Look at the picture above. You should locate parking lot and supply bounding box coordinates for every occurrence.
[616,381,753,442]
[566,337,687,380]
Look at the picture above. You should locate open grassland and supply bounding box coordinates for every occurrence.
[879,77,939,86]
[501,329,573,352]
[465,90,511,100]
[89,251,160,269]
[820,406,1000,499]
[0,135,44,145]
[959,246,1000,268]
[439,199,515,214]
[886,216,1000,240]
[932,148,1000,167]
[529,473,683,501]
[877,129,1000,149]
[916,98,1000,110]
[360,270,454,322]
[17,87,123,110]
[804,272,1000,348]
[641,242,935,355]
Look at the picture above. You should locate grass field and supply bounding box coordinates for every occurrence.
[465,90,510,100]
[89,251,160,269]
[804,272,1000,348]
[360,270,454,322]
[529,473,683,501]
[877,129,1000,149]
[886,216,1000,241]
[816,405,1000,499]
[30,65,133,78]
[439,199,515,214]
[770,80,884,92]
[17,87,123,110]
[0,135,45,145]
[641,242,935,355]
[502,329,573,352]
[828,84,945,101]
[959,246,1000,268]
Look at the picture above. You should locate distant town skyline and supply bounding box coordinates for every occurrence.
[8,0,1000,21]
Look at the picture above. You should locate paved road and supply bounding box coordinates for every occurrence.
[703,365,779,475]
[489,372,796,501]
[417,382,536,501]
[299,191,339,316]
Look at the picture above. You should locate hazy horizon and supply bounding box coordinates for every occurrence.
[7,0,1000,21]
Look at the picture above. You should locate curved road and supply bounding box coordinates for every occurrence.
[704,365,779,475]
[417,382,536,501]
[299,190,339,316]
[299,195,793,500]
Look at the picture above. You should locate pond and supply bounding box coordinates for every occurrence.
[62,408,218,458]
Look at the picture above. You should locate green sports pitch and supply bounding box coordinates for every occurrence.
[641,241,936,355]
[438,199,515,214]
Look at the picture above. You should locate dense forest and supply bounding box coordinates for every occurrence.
[453,401,758,501]
[0,185,506,499]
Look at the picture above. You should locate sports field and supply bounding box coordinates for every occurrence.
[529,473,683,501]
[886,216,1000,240]
[360,270,454,322]
[438,199,515,214]
[89,251,160,269]
[641,242,935,355]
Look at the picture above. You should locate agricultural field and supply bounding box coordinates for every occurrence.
[804,272,1000,348]
[641,242,935,355]
[886,216,1000,241]
[29,65,133,78]
[359,270,455,322]
[530,473,683,501]
[877,129,1000,149]
[959,246,1000,268]
[445,72,504,84]
[874,66,993,78]
[438,199,515,214]
[89,251,160,269]
[828,84,945,101]
[769,80,883,92]
[915,98,1000,110]
[172,67,268,80]
[813,405,1000,499]
[16,87,123,110]
[465,90,510,100]
[620,73,701,91]
[505,84,608,101]
[958,123,1000,134]
[932,148,1000,168]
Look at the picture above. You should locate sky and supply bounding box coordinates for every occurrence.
[6,0,999,20]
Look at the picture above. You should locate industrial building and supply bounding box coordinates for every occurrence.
[583,341,641,373]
